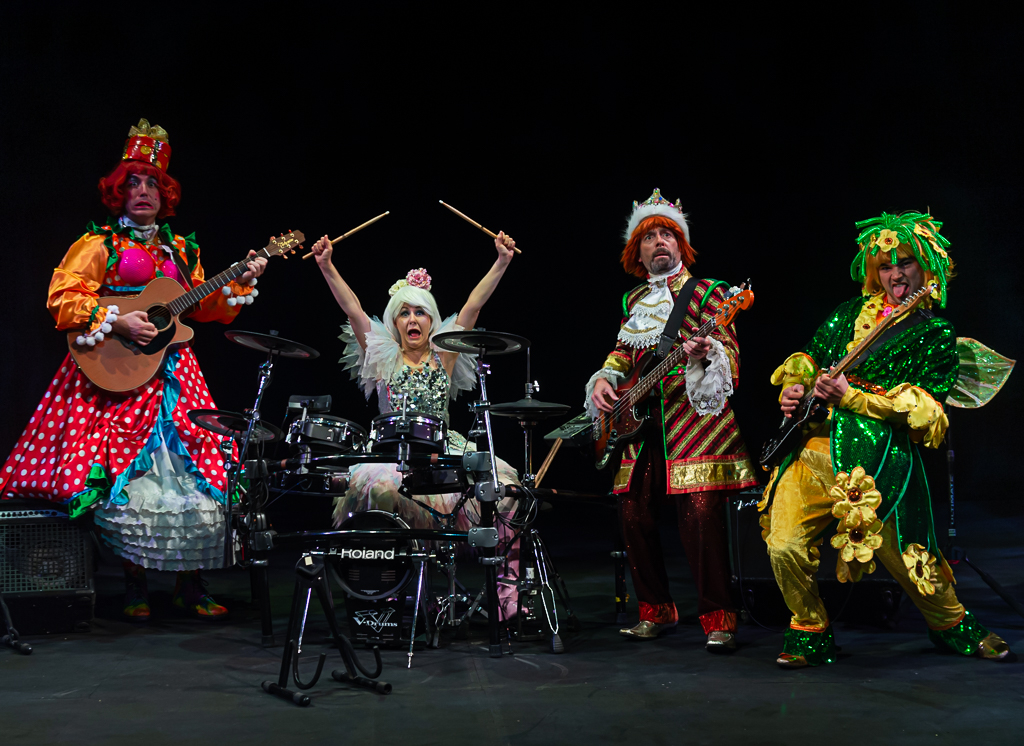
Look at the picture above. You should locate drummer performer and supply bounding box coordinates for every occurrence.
[309,231,523,618]
[587,189,759,649]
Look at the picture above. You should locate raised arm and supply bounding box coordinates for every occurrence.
[455,232,516,331]
[310,234,371,349]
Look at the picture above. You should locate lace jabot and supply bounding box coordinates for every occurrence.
[617,263,687,349]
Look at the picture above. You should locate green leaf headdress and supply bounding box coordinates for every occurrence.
[850,211,953,308]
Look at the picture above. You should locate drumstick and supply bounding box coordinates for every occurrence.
[301,211,390,259]
[438,201,523,254]
[533,438,562,487]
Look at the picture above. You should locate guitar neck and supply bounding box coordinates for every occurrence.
[623,315,717,406]
[166,255,262,317]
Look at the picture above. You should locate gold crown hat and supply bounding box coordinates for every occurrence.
[623,188,690,244]
[122,118,171,170]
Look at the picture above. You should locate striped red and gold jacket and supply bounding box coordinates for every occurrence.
[602,268,759,495]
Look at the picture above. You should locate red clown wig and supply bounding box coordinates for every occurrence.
[98,160,181,219]
[620,215,697,278]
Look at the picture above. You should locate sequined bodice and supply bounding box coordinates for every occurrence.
[377,354,451,422]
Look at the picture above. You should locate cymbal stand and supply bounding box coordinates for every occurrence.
[465,351,510,658]
[229,346,278,645]
[509,408,579,653]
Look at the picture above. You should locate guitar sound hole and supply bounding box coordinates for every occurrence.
[146,304,173,331]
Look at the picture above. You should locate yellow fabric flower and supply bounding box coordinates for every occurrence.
[836,555,876,584]
[831,518,884,564]
[830,466,882,528]
[902,543,938,596]
[876,229,900,252]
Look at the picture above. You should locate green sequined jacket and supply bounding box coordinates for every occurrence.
[800,296,959,550]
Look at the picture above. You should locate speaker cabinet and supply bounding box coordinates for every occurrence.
[728,490,904,628]
[0,500,95,634]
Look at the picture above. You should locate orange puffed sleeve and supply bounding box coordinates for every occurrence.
[47,234,111,331]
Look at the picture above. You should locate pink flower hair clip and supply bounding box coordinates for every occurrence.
[406,268,432,291]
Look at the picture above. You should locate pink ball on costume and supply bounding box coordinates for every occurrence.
[117,249,155,285]
[160,259,182,283]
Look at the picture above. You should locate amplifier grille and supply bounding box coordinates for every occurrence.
[0,520,91,594]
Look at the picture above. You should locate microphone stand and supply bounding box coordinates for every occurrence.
[943,415,1024,620]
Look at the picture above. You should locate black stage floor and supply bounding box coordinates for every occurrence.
[2,500,1022,746]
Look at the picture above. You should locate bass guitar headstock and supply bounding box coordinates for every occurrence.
[715,280,754,327]
[261,230,306,260]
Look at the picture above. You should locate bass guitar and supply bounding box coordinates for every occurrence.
[565,282,754,470]
[758,282,937,469]
[68,231,304,392]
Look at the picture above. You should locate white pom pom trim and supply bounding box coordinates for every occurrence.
[74,305,121,347]
[222,283,258,307]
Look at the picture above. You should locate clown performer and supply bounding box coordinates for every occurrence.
[309,231,523,619]
[761,211,1013,668]
[587,189,759,650]
[0,119,268,620]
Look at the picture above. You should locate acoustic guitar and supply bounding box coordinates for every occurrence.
[758,282,937,469]
[560,282,754,470]
[67,231,304,392]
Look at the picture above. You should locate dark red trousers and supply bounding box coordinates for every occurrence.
[619,444,737,633]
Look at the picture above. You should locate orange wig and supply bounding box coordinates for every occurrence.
[98,160,182,219]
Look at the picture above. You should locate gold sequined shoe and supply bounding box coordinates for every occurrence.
[706,630,737,653]
[619,620,675,640]
[776,653,809,669]
[978,632,1012,661]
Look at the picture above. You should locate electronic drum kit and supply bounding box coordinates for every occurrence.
[187,327,577,704]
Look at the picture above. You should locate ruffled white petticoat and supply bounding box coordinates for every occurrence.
[94,430,229,571]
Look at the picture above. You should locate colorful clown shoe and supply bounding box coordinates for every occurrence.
[928,612,1012,661]
[777,626,838,669]
[122,561,150,621]
[172,570,228,619]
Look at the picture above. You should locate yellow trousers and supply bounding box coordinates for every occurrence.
[762,430,965,632]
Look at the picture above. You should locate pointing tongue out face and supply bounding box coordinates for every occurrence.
[878,255,925,305]
[397,303,432,349]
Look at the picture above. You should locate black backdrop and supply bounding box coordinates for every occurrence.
[1,2,1020,507]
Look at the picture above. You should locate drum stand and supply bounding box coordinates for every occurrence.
[262,552,390,706]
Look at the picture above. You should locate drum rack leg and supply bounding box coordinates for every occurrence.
[261,552,390,706]
[249,559,275,647]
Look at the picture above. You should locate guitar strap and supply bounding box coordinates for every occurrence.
[655,276,702,359]
[164,241,195,291]
[847,309,933,371]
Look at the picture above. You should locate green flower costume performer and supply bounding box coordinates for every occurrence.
[761,211,1012,668]
[588,190,759,649]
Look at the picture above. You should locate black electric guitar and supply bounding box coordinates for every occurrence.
[758,283,937,469]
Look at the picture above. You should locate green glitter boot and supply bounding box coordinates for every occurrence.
[928,611,1011,661]
[777,626,839,668]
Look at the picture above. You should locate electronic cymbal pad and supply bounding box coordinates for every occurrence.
[224,330,320,359]
[188,409,284,443]
[431,330,529,355]
[489,397,571,420]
